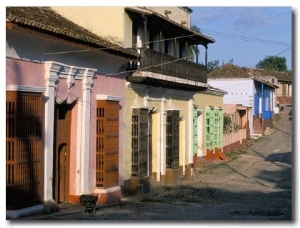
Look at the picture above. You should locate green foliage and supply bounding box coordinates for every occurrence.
[191,25,201,34]
[256,55,288,72]
[207,59,234,73]
[223,115,232,133]
[207,60,220,73]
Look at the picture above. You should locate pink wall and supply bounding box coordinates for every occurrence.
[7,57,127,196]
[6,58,45,87]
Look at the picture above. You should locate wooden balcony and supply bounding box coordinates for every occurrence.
[127,48,207,84]
[142,49,207,83]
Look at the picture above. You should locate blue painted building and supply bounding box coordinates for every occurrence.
[208,63,278,137]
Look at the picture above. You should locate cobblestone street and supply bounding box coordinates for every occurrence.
[12,104,293,222]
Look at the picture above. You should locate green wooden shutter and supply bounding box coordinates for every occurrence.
[205,107,214,150]
[193,108,198,155]
[214,109,222,148]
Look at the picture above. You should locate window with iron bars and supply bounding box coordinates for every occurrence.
[166,110,179,169]
[131,108,150,177]
[6,91,42,209]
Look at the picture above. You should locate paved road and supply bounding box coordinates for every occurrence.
[12,105,293,221]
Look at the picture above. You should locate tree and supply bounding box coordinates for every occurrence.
[190,25,201,63]
[190,25,201,34]
[256,55,288,72]
[207,60,220,73]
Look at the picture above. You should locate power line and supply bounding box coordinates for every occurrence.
[44,33,199,55]
[244,46,292,68]
[201,29,290,46]
[206,11,291,32]
[275,46,291,56]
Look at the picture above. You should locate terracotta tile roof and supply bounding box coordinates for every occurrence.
[6,7,139,59]
[208,63,292,82]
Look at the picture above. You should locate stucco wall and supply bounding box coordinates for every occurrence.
[194,92,224,157]
[91,73,126,187]
[6,58,45,87]
[144,6,191,28]
[6,24,131,202]
[52,7,126,46]
[208,79,253,106]
[123,83,195,182]
[6,29,128,74]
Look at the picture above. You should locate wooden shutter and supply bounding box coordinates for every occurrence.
[6,91,42,209]
[96,100,119,188]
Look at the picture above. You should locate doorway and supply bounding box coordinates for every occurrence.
[53,103,73,203]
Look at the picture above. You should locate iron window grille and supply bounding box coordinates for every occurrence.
[131,108,150,177]
[166,110,179,169]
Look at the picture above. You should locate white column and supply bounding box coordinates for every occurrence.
[76,98,83,195]
[180,120,186,176]
[43,61,58,201]
[160,96,166,176]
[188,98,193,164]
[156,113,161,182]
[197,112,203,157]
[80,68,96,194]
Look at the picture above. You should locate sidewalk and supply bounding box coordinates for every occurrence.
[12,183,163,220]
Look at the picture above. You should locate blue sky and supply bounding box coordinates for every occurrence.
[2,2,294,71]
[190,6,292,70]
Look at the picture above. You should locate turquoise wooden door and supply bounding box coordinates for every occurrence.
[193,108,198,155]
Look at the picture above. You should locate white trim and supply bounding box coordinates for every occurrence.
[55,96,78,105]
[148,97,163,102]
[180,119,186,176]
[197,113,203,157]
[80,68,95,194]
[160,96,166,176]
[45,61,96,80]
[131,70,209,88]
[6,85,46,93]
[94,186,121,194]
[6,204,44,219]
[156,113,161,182]
[167,98,180,110]
[43,61,97,198]
[96,94,122,101]
[43,64,57,202]
[188,98,193,164]
[76,99,83,195]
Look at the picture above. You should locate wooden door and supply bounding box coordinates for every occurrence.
[53,103,71,203]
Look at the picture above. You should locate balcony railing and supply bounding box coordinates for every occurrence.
[140,48,208,84]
